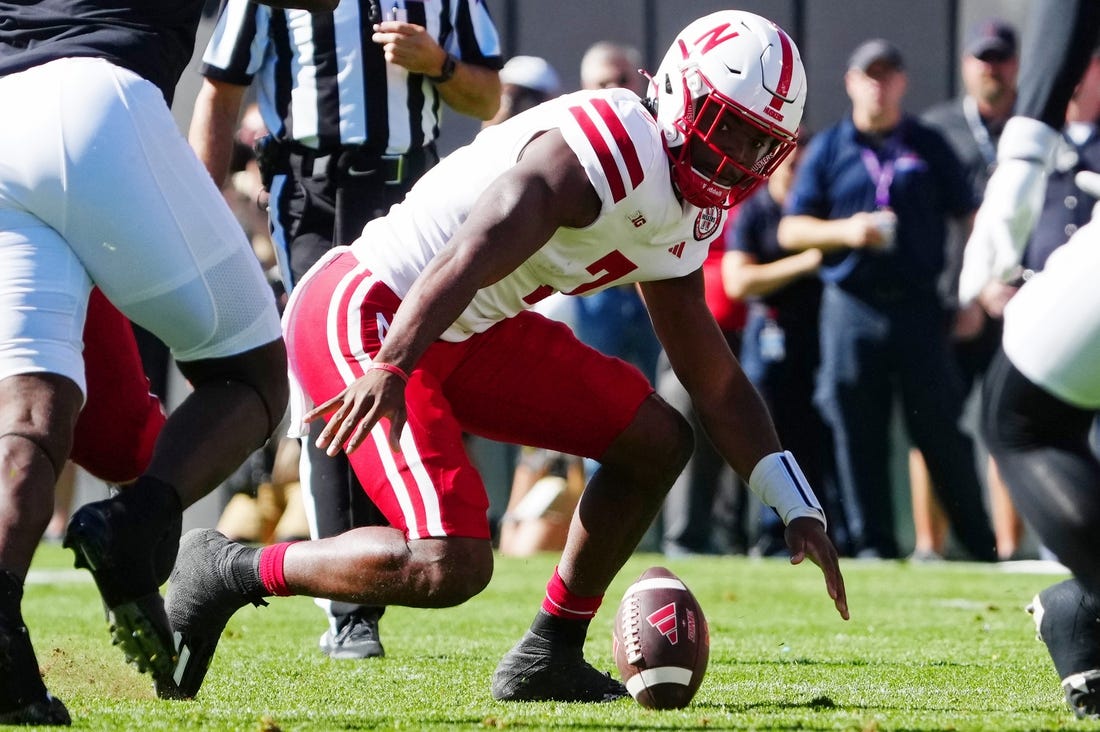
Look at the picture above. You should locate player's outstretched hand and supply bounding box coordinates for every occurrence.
[304,369,408,455]
[785,517,849,620]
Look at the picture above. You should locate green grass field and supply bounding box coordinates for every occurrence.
[20,543,1100,731]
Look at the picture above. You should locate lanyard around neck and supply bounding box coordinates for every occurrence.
[962,95,998,168]
[860,147,895,209]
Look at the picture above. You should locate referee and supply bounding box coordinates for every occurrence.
[190,0,502,659]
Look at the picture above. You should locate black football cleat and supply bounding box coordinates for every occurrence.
[320,612,385,659]
[491,629,627,703]
[1028,578,1100,719]
[164,529,267,699]
[0,622,72,726]
[63,499,181,698]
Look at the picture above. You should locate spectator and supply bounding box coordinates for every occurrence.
[484,55,562,128]
[779,38,997,561]
[916,18,1021,561]
[191,0,502,661]
[723,140,843,557]
[1022,47,1100,276]
[163,11,847,706]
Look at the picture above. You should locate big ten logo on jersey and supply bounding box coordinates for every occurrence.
[627,210,647,228]
[693,206,722,240]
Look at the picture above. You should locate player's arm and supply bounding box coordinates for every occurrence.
[307,129,599,452]
[188,78,248,189]
[372,20,501,120]
[959,0,1100,303]
[640,274,848,620]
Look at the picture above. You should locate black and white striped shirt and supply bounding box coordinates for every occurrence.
[201,0,502,154]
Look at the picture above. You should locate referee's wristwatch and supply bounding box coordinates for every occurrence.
[427,52,457,84]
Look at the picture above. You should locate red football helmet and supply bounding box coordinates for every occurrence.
[651,11,806,209]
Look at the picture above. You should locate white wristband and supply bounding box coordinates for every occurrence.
[748,450,826,529]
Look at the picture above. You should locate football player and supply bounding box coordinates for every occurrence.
[958,0,1100,720]
[165,10,849,703]
[0,0,334,723]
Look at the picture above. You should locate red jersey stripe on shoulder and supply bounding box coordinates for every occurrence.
[569,104,627,202]
[590,98,644,190]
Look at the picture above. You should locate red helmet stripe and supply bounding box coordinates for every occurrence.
[569,104,627,202]
[591,98,644,190]
[767,29,795,113]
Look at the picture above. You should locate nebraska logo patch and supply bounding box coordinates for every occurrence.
[694,206,722,241]
[646,602,679,645]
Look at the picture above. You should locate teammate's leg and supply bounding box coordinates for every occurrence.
[9,58,289,693]
[985,350,1100,718]
[0,216,88,725]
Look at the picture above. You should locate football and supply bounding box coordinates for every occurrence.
[612,566,709,709]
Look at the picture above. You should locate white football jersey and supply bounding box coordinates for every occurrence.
[351,88,724,341]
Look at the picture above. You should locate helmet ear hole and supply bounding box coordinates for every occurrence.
[664,74,673,95]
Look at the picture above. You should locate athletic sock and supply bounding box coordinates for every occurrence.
[541,565,603,620]
[257,541,298,597]
[532,567,604,649]
[125,476,183,522]
[0,570,24,628]
[0,570,48,709]
[529,608,591,650]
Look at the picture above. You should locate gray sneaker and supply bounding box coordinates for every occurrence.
[320,614,385,659]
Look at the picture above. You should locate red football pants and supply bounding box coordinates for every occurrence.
[284,249,653,540]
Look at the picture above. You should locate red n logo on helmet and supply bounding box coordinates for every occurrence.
[692,23,740,54]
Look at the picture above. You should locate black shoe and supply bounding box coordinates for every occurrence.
[1028,579,1100,719]
[0,694,71,727]
[320,613,385,659]
[0,623,72,726]
[63,500,180,696]
[164,529,267,699]
[491,629,627,702]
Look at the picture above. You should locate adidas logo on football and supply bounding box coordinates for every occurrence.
[646,602,679,645]
[668,241,685,258]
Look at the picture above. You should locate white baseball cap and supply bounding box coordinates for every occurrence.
[499,55,561,96]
